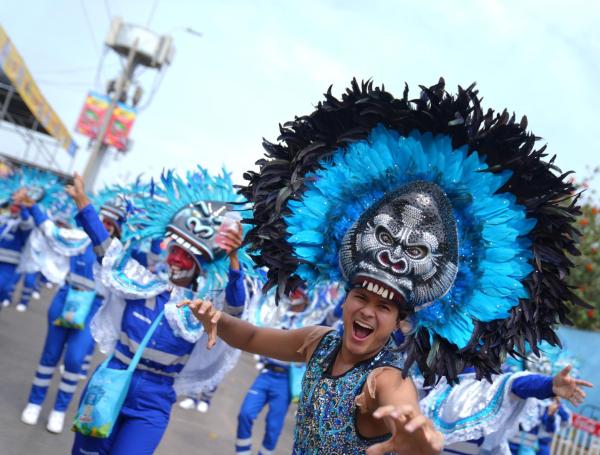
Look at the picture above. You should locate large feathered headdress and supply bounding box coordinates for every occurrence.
[240,78,583,384]
[0,166,64,210]
[123,166,255,295]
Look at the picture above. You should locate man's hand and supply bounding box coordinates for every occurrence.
[367,404,443,455]
[219,221,243,254]
[552,365,593,406]
[220,221,243,270]
[12,188,29,206]
[177,299,221,349]
[65,173,91,209]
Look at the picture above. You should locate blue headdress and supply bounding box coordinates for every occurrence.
[240,79,583,383]
[91,182,140,237]
[123,166,255,296]
[1,166,64,211]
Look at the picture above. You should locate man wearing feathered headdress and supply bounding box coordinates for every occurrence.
[66,168,253,454]
[184,78,584,454]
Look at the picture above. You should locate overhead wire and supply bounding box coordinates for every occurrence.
[146,0,160,27]
[79,0,101,58]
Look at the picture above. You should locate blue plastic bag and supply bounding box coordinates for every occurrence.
[72,310,165,438]
[53,286,96,330]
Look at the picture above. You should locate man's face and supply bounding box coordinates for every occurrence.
[102,217,117,237]
[166,245,198,284]
[289,289,308,313]
[342,288,401,358]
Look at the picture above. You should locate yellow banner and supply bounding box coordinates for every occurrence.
[0,25,77,155]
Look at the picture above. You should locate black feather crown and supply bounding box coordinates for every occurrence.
[239,78,584,384]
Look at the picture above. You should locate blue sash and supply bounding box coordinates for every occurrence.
[53,286,96,330]
[72,310,165,438]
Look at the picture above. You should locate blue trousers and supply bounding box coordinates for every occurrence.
[28,285,100,411]
[72,360,176,455]
[236,370,291,454]
[18,272,40,307]
[0,262,20,302]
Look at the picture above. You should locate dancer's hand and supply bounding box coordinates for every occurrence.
[12,188,31,206]
[178,299,221,349]
[552,365,593,406]
[65,173,90,209]
[367,404,443,455]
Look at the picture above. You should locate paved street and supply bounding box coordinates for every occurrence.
[0,284,296,454]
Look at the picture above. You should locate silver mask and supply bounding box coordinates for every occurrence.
[166,200,231,263]
[339,181,458,311]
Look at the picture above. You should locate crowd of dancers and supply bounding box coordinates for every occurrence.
[0,78,594,454]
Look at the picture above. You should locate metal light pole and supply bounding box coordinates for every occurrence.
[81,18,175,190]
[82,39,138,189]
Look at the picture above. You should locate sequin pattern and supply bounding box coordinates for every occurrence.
[293,331,403,454]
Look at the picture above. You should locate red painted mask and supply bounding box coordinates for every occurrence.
[102,217,117,236]
[167,245,196,271]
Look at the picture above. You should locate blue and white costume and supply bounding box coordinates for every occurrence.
[72,191,247,453]
[0,208,34,306]
[15,271,42,309]
[22,204,103,415]
[421,371,558,455]
[236,284,334,455]
[508,402,570,455]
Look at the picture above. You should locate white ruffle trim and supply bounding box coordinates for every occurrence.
[174,338,241,396]
[90,292,126,354]
[101,239,168,300]
[163,286,204,343]
[422,371,539,448]
[40,220,91,256]
[18,229,69,284]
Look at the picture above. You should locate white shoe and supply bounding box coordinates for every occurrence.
[196,401,209,413]
[32,291,41,300]
[178,398,196,410]
[46,410,65,434]
[15,304,27,312]
[1,299,10,308]
[21,403,42,425]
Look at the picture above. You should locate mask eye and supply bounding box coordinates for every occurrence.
[186,216,203,233]
[405,245,428,260]
[377,228,394,246]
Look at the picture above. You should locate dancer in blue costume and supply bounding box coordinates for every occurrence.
[68,168,253,455]
[0,192,33,307]
[420,365,590,454]
[236,285,334,455]
[13,271,42,312]
[185,79,583,454]
[18,186,137,433]
[0,168,62,309]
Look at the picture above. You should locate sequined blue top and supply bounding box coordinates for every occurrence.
[293,330,404,454]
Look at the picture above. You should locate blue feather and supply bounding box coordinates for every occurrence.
[284,125,535,349]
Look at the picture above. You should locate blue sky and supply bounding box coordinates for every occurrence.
[2,0,599,189]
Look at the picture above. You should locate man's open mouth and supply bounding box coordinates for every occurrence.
[352,320,374,340]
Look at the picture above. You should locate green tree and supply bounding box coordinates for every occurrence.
[567,169,600,331]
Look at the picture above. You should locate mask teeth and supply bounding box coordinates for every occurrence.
[176,237,185,246]
[360,279,396,301]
